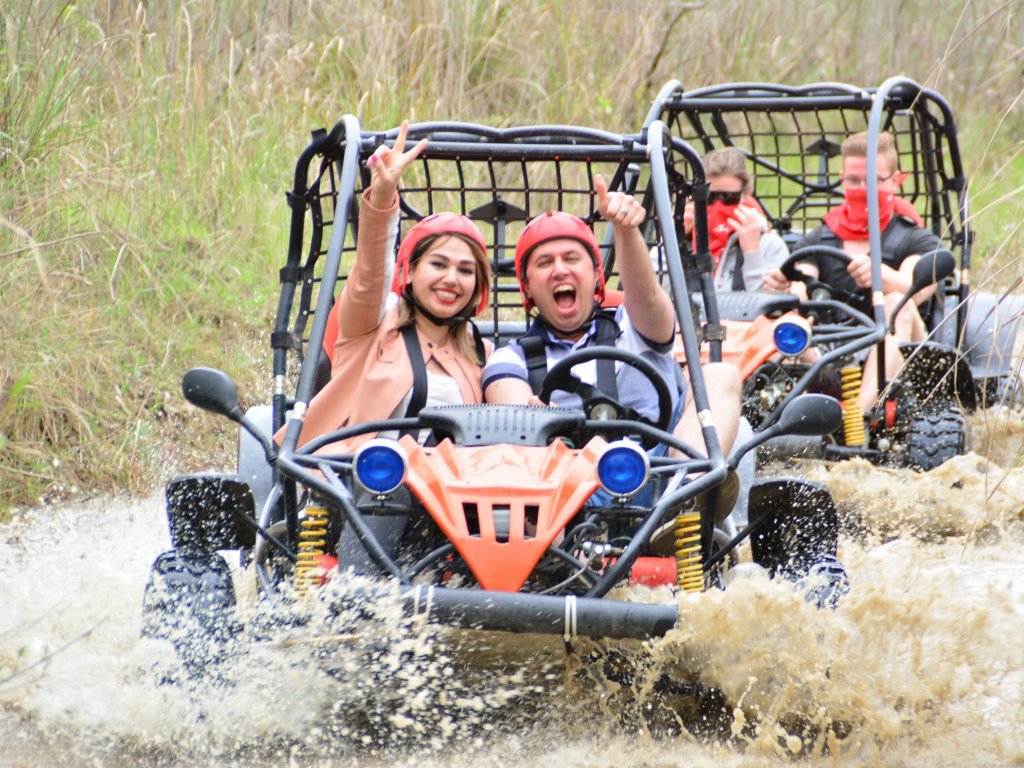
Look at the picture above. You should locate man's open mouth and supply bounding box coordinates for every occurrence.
[554,284,577,310]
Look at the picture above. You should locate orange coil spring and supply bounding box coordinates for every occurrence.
[840,365,866,446]
[294,503,329,597]
[674,511,703,593]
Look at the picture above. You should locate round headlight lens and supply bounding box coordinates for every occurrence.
[773,317,812,357]
[597,440,650,498]
[354,439,408,494]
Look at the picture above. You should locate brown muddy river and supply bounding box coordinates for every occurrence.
[1,410,1022,767]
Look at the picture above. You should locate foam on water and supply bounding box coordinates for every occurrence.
[1,410,1023,766]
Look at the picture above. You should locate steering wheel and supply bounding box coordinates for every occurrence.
[538,346,674,443]
[780,245,859,304]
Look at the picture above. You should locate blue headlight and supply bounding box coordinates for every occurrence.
[773,318,811,357]
[597,440,650,498]
[354,439,407,494]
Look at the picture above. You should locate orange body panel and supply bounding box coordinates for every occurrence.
[674,311,811,381]
[399,435,607,591]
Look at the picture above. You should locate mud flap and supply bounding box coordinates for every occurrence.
[747,477,847,608]
[897,341,975,409]
[237,404,274,519]
[141,550,239,679]
[963,291,1024,382]
[166,473,257,553]
[747,478,838,576]
[337,513,410,576]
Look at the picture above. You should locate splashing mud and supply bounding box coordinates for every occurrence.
[2,410,1023,767]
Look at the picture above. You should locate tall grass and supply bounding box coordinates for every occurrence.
[1,0,1021,511]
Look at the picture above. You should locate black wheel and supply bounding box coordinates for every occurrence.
[904,404,966,471]
[978,374,1024,410]
[141,550,239,679]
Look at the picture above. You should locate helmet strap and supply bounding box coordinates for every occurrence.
[537,300,600,339]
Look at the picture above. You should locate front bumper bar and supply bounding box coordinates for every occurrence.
[337,585,680,641]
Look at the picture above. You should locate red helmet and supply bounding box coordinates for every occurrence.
[391,213,490,317]
[514,211,605,312]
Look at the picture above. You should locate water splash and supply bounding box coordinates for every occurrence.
[3,423,1024,766]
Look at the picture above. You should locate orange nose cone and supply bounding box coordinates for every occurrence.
[400,436,606,591]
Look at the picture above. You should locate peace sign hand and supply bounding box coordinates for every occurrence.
[367,120,429,208]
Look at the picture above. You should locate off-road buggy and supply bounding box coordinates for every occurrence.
[643,76,1023,470]
[141,117,848,679]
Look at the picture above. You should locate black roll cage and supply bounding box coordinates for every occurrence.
[644,76,972,413]
[265,117,731,593]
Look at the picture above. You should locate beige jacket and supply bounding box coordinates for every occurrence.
[289,190,487,450]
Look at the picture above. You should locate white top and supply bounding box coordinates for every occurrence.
[380,369,465,442]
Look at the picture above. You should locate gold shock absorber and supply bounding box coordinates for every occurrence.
[840,365,866,446]
[674,511,703,593]
[294,502,329,597]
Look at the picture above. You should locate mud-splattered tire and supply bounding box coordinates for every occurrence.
[141,550,238,678]
[978,375,1024,410]
[904,405,966,471]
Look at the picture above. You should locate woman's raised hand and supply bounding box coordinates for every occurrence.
[367,120,429,208]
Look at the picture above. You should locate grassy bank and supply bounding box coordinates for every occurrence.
[1,0,1022,512]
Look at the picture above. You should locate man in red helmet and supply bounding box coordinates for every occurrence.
[483,174,741,458]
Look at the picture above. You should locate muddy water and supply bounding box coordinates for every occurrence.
[1,410,1023,767]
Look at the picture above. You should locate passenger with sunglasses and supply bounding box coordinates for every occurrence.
[682,147,789,292]
[763,131,942,411]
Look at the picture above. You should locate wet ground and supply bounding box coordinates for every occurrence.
[1,409,1022,767]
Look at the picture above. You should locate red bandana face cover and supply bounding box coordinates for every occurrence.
[697,196,764,267]
[705,201,737,266]
[823,187,896,241]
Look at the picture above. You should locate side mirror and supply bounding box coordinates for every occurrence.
[728,394,842,470]
[182,367,243,420]
[887,249,957,334]
[910,249,956,295]
[776,393,843,436]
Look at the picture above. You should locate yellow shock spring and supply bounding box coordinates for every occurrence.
[294,502,329,597]
[840,365,866,446]
[674,511,703,593]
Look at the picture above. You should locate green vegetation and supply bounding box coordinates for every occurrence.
[1,0,1021,511]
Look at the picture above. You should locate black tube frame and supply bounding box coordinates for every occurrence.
[643,77,971,358]
[264,118,728,610]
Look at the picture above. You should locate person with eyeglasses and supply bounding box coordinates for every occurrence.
[681,147,789,292]
[763,131,942,410]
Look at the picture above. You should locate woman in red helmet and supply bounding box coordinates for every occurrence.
[294,121,491,449]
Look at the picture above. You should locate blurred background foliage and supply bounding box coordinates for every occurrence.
[1,0,1021,511]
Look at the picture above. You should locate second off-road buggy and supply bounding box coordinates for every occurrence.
[643,76,1024,470]
[141,117,849,684]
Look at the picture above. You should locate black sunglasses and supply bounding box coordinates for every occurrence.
[707,191,743,205]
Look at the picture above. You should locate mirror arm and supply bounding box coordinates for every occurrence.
[886,291,914,336]
[727,422,783,472]
[887,250,957,334]
[704,513,776,570]
[237,413,278,464]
